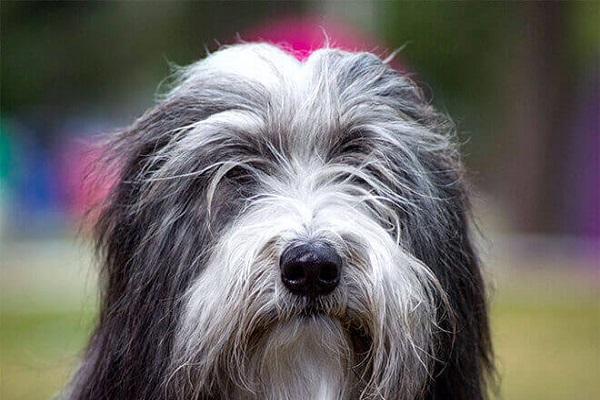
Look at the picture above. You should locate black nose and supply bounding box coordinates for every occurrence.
[280,242,342,297]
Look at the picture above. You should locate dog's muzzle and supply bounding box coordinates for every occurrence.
[279,242,342,297]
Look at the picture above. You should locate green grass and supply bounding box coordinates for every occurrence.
[1,310,95,399]
[2,298,598,399]
[1,239,598,400]
[492,300,599,400]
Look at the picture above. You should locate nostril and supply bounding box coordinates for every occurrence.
[318,263,339,283]
[282,262,306,282]
[280,242,342,297]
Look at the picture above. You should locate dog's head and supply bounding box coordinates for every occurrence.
[73,44,492,400]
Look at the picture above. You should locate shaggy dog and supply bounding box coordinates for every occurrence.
[68,43,493,399]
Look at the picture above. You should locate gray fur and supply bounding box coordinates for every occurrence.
[68,43,493,400]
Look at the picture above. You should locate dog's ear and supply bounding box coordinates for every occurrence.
[387,89,494,399]
[380,76,493,399]
[93,95,217,302]
[418,174,494,400]
[71,103,189,399]
[72,95,236,399]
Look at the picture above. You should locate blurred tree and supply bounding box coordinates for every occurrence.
[2,1,598,235]
[377,2,598,234]
[1,1,304,119]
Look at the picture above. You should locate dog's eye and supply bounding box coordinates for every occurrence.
[226,166,253,184]
[340,138,367,154]
[225,166,257,196]
[329,130,372,160]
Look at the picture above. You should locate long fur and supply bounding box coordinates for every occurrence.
[68,43,493,400]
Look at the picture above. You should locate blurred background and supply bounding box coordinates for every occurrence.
[1,2,598,399]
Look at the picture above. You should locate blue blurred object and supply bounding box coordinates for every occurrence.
[0,119,9,184]
[5,118,65,237]
[23,140,58,211]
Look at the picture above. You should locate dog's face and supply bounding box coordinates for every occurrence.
[72,44,492,400]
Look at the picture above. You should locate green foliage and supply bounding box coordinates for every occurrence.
[2,288,598,399]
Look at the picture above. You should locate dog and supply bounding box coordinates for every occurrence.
[67,43,493,399]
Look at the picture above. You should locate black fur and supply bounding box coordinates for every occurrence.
[68,45,493,399]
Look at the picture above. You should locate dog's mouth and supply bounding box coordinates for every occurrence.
[297,300,329,317]
[288,296,353,320]
[243,299,374,371]
[292,301,373,356]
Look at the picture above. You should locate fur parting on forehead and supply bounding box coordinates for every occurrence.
[167,43,448,150]
[173,43,302,93]
[171,43,384,105]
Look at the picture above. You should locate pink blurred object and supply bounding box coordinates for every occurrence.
[57,137,113,223]
[244,15,404,70]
